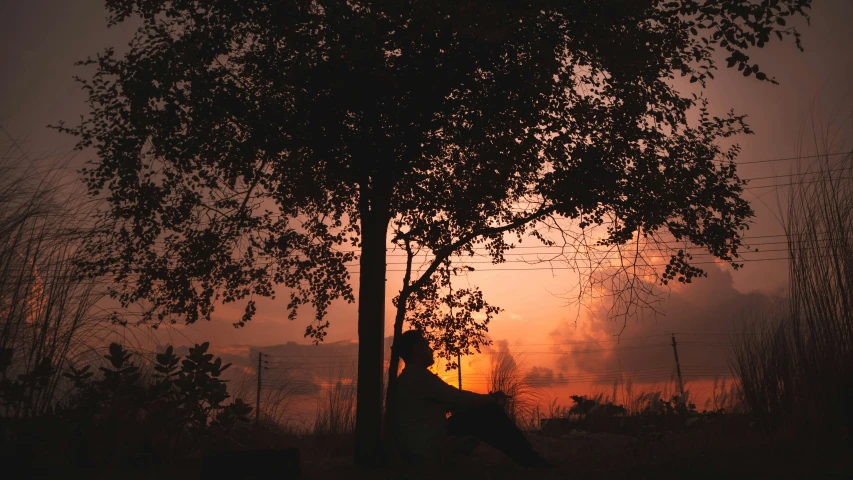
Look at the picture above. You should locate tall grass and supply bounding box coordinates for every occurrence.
[313,360,357,435]
[0,133,110,417]
[228,360,317,433]
[732,138,853,438]
[488,348,539,428]
[705,376,743,413]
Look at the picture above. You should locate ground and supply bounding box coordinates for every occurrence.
[55,429,851,480]
[298,431,852,480]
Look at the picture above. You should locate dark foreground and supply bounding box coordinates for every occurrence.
[23,429,852,480]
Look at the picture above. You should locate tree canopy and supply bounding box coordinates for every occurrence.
[58,0,810,464]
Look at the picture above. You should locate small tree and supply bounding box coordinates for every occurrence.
[57,0,810,464]
[401,258,499,372]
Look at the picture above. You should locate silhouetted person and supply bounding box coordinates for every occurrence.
[393,330,552,468]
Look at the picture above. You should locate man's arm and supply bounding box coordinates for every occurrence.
[412,369,495,409]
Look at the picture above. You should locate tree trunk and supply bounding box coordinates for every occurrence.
[354,197,389,467]
[382,288,410,456]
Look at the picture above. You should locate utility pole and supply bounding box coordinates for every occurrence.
[457,352,462,389]
[670,334,684,396]
[256,351,262,427]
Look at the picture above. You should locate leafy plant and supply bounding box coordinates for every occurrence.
[0,355,56,417]
[170,342,233,433]
[0,340,255,468]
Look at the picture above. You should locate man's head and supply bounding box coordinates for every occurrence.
[395,330,434,368]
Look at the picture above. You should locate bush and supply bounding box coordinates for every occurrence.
[1,341,253,468]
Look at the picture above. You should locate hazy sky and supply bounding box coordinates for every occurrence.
[2,1,853,399]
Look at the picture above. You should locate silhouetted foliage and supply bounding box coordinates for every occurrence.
[55,0,810,463]
[733,138,853,441]
[546,392,704,435]
[403,261,499,370]
[0,354,56,418]
[0,341,252,470]
[569,395,604,416]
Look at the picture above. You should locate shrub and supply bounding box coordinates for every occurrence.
[1,341,253,467]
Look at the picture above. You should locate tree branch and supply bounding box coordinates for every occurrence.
[407,205,559,294]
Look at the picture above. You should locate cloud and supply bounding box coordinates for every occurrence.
[548,264,779,384]
[525,366,568,386]
[208,344,251,356]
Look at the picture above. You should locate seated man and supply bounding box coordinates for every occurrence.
[394,330,552,467]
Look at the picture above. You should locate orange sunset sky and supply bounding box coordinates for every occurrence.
[2,0,853,410]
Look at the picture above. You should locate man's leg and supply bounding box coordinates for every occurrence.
[446,403,550,467]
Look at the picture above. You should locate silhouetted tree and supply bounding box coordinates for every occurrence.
[57,0,810,465]
[392,233,498,373]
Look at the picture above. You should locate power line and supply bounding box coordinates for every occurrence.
[4,127,848,171]
[486,333,673,346]
[263,343,677,358]
[48,230,821,245]
[371,246,840,264]
[714,150,851,166]
[459,374,734,386]
[13,237,831,272]
[479,333,757,348]
[363,256,837,272]
[742,175,853,190]
[26,252,846,279]
[671,332,758,336]
[455,366,729,378]
[77,332,755,360]
[28,243,850,278]
[258,368,735,387]
[743,166,853,182]
[45,232,849,262]
[37,151,853,234]
[266,344,679,360]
